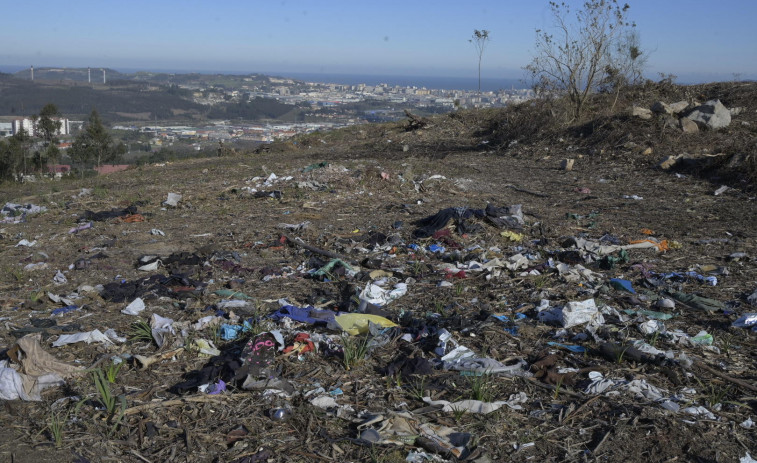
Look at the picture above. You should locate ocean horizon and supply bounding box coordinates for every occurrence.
[1,64,527,92]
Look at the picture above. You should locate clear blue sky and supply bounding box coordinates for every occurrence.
[1,0,756,82]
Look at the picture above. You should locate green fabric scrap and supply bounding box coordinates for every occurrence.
[213,289,252,300]
[303,161,329,172]
[669,291,725,312]
[313,258,355,277]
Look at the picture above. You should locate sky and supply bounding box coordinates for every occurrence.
[1,0,756,83]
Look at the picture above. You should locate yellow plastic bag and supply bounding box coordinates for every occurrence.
[334,313,397,335]
[500,230,524,242]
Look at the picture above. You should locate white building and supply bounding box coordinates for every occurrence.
[11,117,69,136]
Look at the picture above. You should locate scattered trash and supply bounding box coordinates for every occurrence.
[122,298,146,315]
[164,192,182,207]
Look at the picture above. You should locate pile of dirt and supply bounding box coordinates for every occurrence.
[0,82,756,463]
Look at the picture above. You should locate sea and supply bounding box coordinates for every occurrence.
[1,64,525,92]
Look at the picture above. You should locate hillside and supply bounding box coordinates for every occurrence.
[0,81,755,463]
[0,72,297,123]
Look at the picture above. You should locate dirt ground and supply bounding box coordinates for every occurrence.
[1,87,756,463]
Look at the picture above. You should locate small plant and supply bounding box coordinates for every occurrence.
[47,409,66,447]
[129,320,154,344]
[451,404,468,422]
[695,377,731,408]
[341,334,370,371]
[616,346,630,364]
[92,369,127,434]
[647,330,660,347]
[532,274,551,290]
[553,376,564,400]
[719,333,737,355]
[30,289,45,303]
[406,376,428,401]
[468,372,494,402]
[455,282,465,296]
[104,361,123,383]
[92,185,108,199]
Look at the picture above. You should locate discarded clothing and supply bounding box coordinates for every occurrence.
[81,205,138,222]
[268,305,338,326]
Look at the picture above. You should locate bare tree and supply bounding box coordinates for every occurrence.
[470,29,490,94]
[525,1,637,120]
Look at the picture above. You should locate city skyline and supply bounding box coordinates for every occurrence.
[1,0,756,83]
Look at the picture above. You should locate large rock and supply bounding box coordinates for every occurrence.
[669,101,689,114]
[679,117,699,134]
[632,106,653,120]
[686,99,731,130]
[651,101,672,114]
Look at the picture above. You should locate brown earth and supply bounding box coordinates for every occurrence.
[0,82,756,463]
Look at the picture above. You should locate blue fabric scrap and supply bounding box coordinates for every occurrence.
[52,305,79,316]
[547,341,587,353]
[269,305,338,326]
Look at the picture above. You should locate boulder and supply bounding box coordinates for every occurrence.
[686,99,731,130]
[651,101,672,114]
[669,101,689,114]
[679,117,699,134]
[632,106,653,120]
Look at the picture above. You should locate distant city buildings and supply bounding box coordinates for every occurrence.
[10,117,70,136]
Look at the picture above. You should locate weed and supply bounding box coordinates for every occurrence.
[29,289,45,303]
[451,405,468,422]
[92,186,108,199]
[411,260,424,277]
[406,376,427,400]
[129,320,154,344]
[342,334,370,371]
[104,361,123,383]
[468,372,494,402]
[47,409,66,447]
[8,267,25,282]
[553,376,564,400]
[532,273,551,290]
[92,369,127,434]
[719,333,737,354]
[211,325,222,347]
[647,330,660,347]
[694,377,731,408]
[455,282,465,296]
[616,346,630,364]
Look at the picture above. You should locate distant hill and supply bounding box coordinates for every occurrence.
[0,69,297,123]
[0,73,205,121]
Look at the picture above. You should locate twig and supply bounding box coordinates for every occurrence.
[129,450,152,463]
[694,359,757,393]
[123,395,229,416]
[504,184,549,198]
[563,395,602,423]
[592,429,612,455]
[282,233,355,264]
[524,376,583,398]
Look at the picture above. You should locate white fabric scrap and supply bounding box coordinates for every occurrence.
[359,282,407,306]
[423,391,528,414]
[122,297,146,315]
[561,299,604,328]
[52,329,113,347]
